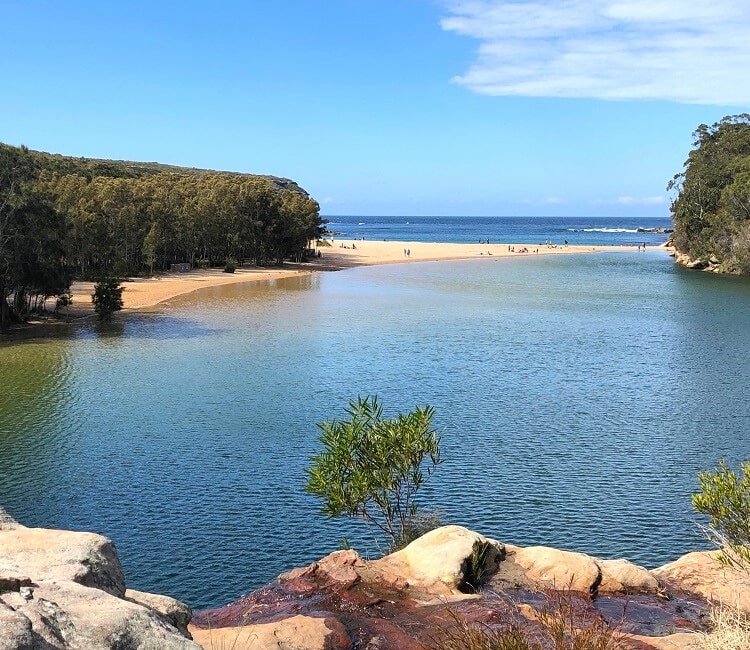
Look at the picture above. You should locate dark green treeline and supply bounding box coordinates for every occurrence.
[0,143,324,328]
[669,114,750,273]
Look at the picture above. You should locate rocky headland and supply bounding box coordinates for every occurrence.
[667,246,726,273]
[2,508,748,649]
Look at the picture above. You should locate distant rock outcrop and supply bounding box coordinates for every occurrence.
[0,510,199,649]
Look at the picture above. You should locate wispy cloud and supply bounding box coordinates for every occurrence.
[615,195,666,205]
[441,1,750,105]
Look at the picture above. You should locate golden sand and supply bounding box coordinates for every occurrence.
[64,239,634,318]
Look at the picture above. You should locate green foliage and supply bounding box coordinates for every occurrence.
[461,542,492,593]
[669,115,750,271]
[0,140,325,324]
[2,142,325,280]
[223,258,237,273]
[693,459,750,570]
[306,396,441,551]
[0,144,71,329]
[91,278,124,323]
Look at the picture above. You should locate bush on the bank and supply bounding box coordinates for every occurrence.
[306,396,441,552]
[693,459,750,571]
[91,278,124,323]
[223,258,237,273]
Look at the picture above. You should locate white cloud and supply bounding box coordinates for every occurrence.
[615,195,666,205]
[440,1,750,105]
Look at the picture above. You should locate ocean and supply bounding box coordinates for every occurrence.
[324,215,673,247]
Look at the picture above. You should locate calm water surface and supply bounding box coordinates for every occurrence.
[1,251,750,609]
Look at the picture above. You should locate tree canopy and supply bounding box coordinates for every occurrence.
[668,114,750,273]
[0,145,71,329]
[0,143,325,329]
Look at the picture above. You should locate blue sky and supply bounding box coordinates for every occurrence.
[1,0,748,217]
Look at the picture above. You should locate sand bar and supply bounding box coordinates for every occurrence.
[62,239,638,318]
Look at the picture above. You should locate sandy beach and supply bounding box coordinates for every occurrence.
[62,239,636,319]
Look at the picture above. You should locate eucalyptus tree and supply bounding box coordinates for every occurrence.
[669,114,750,271]
[0,145,70,328]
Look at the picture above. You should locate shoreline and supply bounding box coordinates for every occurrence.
[23,239,654,323]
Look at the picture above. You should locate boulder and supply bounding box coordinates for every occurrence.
[653,550,750,612]
[598,558,660,593]
[512,545,601,593]
[281,549,364,590]
[1,582,200,649]
[0,519,200,649]
[372,525,504,595]
[125,589,193,638]
[0,526,125,597]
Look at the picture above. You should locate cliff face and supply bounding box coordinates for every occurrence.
[0,508,199,649]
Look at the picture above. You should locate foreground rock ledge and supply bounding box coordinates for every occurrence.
[3,509,748,650]
[0,507,199,649]
[192,525,750,650]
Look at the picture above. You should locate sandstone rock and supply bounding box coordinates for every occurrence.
[512,546,600,593]
[0,602,33,650]
[0,526,125,597]
[598,558,660,594]
[0,519,200,649]
[653,550,750,612]
[372,525,504,594]
[126,589,193,638]
[281,549,365,593]
[2,581,200,649]
[189,614,353,650]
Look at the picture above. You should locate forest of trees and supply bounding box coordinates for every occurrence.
[0,143,324,329]
[669,114,750,273]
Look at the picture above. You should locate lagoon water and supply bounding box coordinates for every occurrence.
[2,240,750,609]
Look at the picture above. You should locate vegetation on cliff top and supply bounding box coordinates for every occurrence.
[0,142,324,329]
[668,114,750,273]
